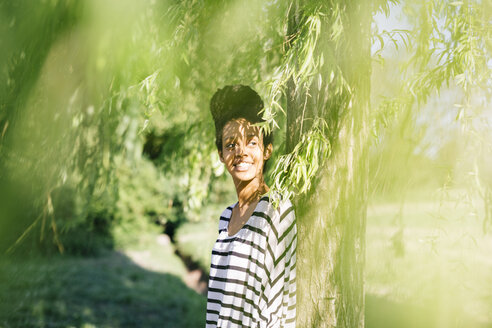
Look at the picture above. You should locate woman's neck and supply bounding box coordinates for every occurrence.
[233,177,269,208]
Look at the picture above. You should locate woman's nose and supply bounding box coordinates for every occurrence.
[235,144,245,156]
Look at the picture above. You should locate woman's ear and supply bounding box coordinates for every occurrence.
[218,150,225,163]
[264,143,273,160]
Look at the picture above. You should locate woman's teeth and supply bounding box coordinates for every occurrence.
[235,162,252,170]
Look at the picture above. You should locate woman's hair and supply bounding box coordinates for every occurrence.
[210,85,273,152]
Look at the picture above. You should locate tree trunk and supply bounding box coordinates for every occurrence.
[287,2,371,327]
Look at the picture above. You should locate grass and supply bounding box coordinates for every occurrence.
[365,189,492,328]
[0,233,206,328]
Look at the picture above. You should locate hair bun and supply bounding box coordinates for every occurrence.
[210,85,264,125]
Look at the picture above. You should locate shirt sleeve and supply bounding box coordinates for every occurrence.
[261,198,297,328]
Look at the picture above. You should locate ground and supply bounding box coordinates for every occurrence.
[0,233,206,328]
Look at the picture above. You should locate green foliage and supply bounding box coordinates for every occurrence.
[0,0,183,254]
[110,157,170,248]
[259,4,358,206]
[269,118,331,205]
[58,195,115,256]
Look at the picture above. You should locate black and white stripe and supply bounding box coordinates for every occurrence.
[206,195,297,328]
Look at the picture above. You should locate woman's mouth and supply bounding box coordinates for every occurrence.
[234,162,252,171]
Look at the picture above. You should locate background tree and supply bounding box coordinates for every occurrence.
[279,2,371,326]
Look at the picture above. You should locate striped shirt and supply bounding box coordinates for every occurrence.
[206,195,297,328]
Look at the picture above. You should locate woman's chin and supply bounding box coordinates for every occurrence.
[231,172,257,183]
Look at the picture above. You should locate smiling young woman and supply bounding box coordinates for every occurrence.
[206,85,297,327]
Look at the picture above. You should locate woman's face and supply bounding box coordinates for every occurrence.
[219,118,272,184]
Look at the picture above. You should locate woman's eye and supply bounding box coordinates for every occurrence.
[226,143,235,149]
[249,140,257,146]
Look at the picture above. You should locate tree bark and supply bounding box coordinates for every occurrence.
[287,1,371,327]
